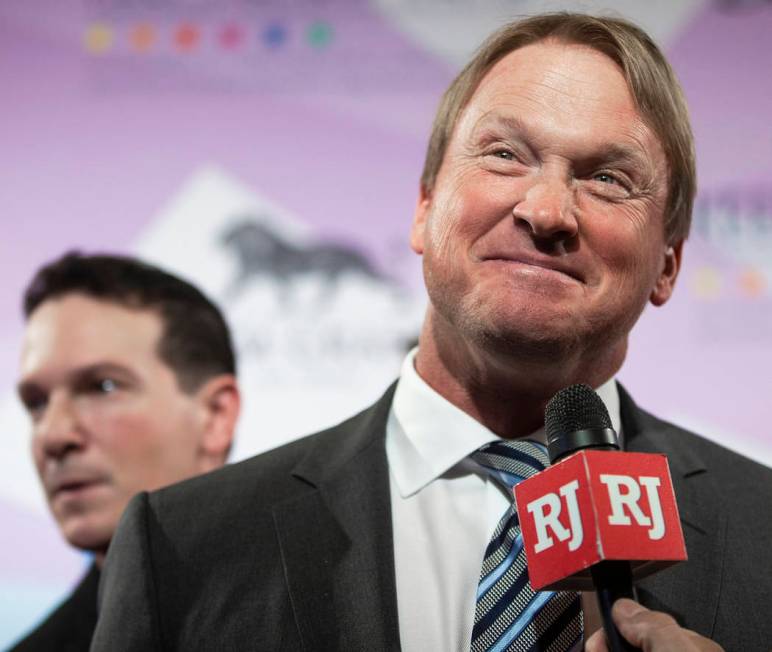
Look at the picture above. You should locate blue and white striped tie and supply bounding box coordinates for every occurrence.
[470,440,583,652]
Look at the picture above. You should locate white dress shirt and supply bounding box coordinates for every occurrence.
[386,349,622,652]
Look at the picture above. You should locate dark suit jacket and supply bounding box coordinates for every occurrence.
[91,385,772,651]
[10,564,99,652]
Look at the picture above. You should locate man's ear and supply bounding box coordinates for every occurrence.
[410,184,432,255]
[194,374,240,471]
[650,239,683,307]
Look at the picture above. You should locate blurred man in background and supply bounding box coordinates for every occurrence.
[10,252,241,651]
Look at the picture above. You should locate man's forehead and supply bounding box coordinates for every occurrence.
[467,42,632,116]
[28,293,163,334]
[480,39,623,91]
[20,294,165,375]
[454,41,662,159]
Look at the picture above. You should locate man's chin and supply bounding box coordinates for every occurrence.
[460,309,585,357]
[59,514,116,556]
[480,330,579,362]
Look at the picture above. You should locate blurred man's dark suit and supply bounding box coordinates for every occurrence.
[91,385,772,652]
[10,564,99,652]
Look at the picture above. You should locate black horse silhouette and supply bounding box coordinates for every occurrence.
[221,218,391,301]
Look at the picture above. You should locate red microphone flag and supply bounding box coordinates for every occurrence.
[514,450,687,591]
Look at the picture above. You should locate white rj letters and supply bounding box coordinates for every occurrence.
[526,480,584,553]
[525,473,667,554]
[599,474,665,540]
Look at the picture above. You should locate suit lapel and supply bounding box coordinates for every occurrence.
[619,385,724,637]
[274,381,726,648]
[272,385,400,652]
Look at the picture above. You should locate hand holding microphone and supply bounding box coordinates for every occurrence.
[514,385,690,652]
[585,599,724,652]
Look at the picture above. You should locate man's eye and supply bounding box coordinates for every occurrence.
[594,173,620,185]
[22,395,48,418]
[93,378,118,394]
[493,150,515,160]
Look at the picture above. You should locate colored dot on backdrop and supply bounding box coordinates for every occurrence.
[130,23,156,53]
[691,267,722,300]
[307,21,334,49]
[263,23,287,48]
[738,268,767,298]
[219,23,244,50]
[175,23,200,52]
[83,23,114,54]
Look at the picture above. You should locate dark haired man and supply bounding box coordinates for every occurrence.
[11,252,240,651]
[93,13,771,652]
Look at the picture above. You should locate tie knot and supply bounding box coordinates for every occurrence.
[471,439,549,491]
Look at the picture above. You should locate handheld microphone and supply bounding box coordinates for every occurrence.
[548,384,635,652]
[514,385,687,652]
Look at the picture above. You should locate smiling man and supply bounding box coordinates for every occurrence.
[409,38,681,436]
[11,252,240,651]
[92,14,771,652]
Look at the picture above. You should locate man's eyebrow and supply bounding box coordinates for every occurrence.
[16,378,41,401]
[584,143,650,170]
[473,116,650,165]
[69,362,140,384]
[473,114,533,138]
[471,114,541,160]
[17,362,139,397]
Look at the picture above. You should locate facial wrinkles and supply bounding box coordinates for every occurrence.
[424,146,475,258]
[477,53,654,225]
[539,61,613,106]
[463,95,659,194]
[612,121,666,197]
[425,194,461,277]
[482,57,606,124]
[490,46,653,140]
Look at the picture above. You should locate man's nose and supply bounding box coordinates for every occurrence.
[512,174,578,243]
[34,393,85,459]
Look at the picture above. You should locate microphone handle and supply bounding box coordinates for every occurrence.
[591,560,640,652]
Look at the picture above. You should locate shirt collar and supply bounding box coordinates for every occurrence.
[386,349,622,499]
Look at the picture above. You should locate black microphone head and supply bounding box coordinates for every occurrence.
[545,384,619,463]
[546,384,612,437]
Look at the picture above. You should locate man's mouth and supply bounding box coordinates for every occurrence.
[482,255,584,284]
[48,475,107,500]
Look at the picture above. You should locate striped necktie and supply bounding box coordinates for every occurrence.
[469,439,583,652]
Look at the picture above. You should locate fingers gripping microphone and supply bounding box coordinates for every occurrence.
[513,385,687,652]
[546,385,636,652]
